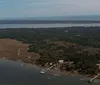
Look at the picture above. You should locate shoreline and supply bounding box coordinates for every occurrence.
[0,38,99,81]
[1,58,100,81]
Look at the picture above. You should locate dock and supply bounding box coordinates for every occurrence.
[88,73,100,83]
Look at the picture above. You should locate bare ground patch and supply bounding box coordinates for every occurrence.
[0,39,40,63]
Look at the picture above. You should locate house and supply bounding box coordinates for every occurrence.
[96,60,100,70]
[58,60,64,64]
[96,64,100,70]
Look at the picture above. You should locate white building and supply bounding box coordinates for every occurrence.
[96,64,100,70]
[58,60,64,64]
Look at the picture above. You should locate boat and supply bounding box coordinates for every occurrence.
[40,69,45,74]
[21,63,24,66]
[40,71,45,74]
[80,78,85,81]
[40,65,54,74]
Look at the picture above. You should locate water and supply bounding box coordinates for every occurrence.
[0,23,100,28]
[0,59,100,85]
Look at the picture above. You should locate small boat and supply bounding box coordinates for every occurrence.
[40,69,45,74]
[40,71,45,74]
[48,77,51,79]
[40,65,55,75]
[21,63,24,66]
[80,78,85,81]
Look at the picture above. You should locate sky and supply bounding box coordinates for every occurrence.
[0,0,100,19]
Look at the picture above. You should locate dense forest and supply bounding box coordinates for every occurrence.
[0,26,100,75]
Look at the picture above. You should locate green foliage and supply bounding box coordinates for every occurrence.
[0,27,100,75]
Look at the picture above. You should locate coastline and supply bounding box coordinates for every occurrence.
[1,57,100,81]
[1,57,100,85]
[0,38,99,81]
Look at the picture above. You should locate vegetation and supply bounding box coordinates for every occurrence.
[0,27,100,75]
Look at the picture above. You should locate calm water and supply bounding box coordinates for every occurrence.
[0,59,100,85]
[0,23,100,28]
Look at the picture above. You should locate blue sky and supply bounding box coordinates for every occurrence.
[0,0,100,19]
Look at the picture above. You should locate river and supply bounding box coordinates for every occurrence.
[0,59,100,85]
